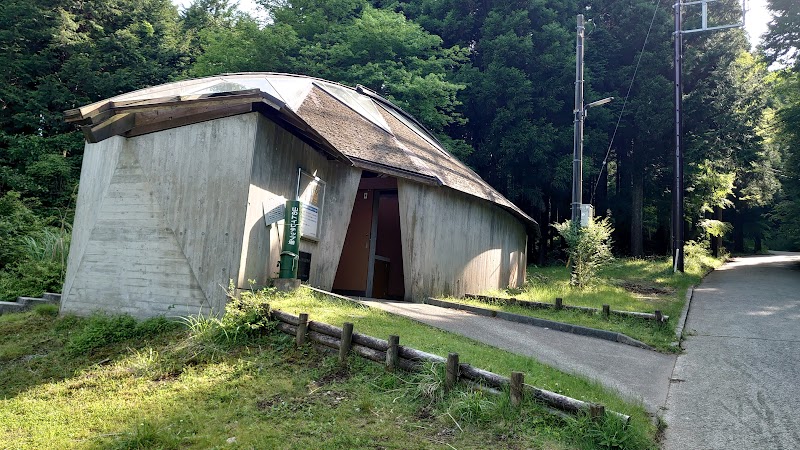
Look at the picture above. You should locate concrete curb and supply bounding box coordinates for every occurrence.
[672,286,694,349]
[0,293,61,315]
[424,297,655,351]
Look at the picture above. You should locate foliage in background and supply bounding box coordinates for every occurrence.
[0,191,71,300]
[768,72,800,249]
[553,218,614,288]
[762,0,800,69]
[195,1,469,136]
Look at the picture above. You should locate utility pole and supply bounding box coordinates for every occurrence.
[673,2,684,272]
[672,0,745,272]
[572,14,613,228]
[572,14,585,226]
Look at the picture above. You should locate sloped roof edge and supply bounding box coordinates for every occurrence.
[64,72,537,228]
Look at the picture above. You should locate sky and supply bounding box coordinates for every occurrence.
[172,0,773,48]
[744,0,771,49]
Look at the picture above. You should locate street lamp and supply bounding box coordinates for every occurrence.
[572,15,614,227]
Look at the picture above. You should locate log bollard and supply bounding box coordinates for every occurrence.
[510,372,524,407]
[339,322,354,364]
[602,304,610,318]
[446,353,459,392]
[296,313,308,346]
[555,298,563,310]
[589,403,605,421]
[654,310,663,323]
[386,335,399,372]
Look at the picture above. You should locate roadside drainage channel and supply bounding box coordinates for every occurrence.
[424,297,655,351]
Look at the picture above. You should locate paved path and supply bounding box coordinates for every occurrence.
[358,298,676,413]
[664,253,800,449]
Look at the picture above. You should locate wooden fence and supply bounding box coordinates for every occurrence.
[465,294,668,322]
[266,307,630,424]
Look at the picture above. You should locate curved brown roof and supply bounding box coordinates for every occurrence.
[65,73,536,226]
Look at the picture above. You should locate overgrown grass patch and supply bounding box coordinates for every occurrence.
[0,293,660,449]
[444,251,724,351]
[264,288,658,448]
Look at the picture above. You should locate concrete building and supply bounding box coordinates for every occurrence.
[61,73,536,318]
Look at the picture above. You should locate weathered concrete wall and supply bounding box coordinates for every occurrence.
[62,136,125,311]
[61,115,258,317]
[239,115,361,290]
[398,180,527,300]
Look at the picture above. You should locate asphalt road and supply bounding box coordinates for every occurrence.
[359,298,676,413]
[663,252,800,449]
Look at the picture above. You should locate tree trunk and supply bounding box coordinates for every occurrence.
[596,166,608,217]
[733,210,745,253]
[630,166,644,257]
[711,206,722,257]
[616,144,632,255]
[538,196,550,265]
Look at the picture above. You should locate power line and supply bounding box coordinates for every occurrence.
[590,0,663,205]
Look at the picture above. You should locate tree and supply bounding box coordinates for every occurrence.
[0,0,190,208]
[761,0,800,69]
[0,0,190,297]
[198,1,468,134]
[768,72,800,249]
[684,29,775,253]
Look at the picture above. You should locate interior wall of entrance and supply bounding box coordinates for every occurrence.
[332,173,405,299]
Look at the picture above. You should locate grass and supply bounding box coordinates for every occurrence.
[441,248,724,352]
[0,290,661,450]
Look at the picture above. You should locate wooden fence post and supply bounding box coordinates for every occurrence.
[510,372,524,407]
[655,310,663,323]
[602,304,610,318]
[555,298,563,310]
[339,322,354,364]
[386,335,399,372]
[446,353,459,391]
[589,403,605,421]
[296,313,308,346]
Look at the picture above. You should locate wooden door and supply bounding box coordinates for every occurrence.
[332,189,373,293]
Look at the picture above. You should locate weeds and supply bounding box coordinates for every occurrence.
[568,413,654,450]
[105,421,181,450]
[32,302,59,316]
[66,314,180,356]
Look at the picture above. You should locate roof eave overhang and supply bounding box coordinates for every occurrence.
[64,89,353,164]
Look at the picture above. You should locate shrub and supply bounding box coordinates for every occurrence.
[684,240,721,274]
[553,217,614,288]
[0,258,64,301]
[0,191,70,301]
[180,288,277,349]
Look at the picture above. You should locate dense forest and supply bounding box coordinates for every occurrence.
[0,0,798,300]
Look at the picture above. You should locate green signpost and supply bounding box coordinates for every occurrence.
[279,200,302,279]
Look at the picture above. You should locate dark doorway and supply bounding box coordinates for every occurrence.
[332,173,405,299]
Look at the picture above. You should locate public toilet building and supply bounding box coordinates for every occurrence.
[61,73,535,318]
